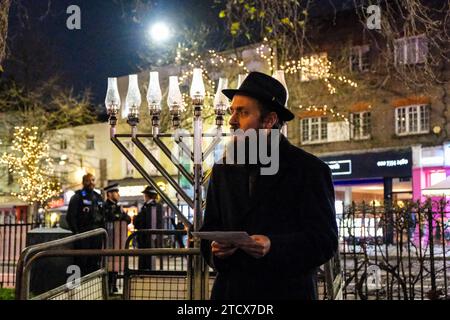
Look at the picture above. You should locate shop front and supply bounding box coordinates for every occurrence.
[320,148,413,211]
[0,195,29,224]
[412,143,450,202]
[412,143,450,216]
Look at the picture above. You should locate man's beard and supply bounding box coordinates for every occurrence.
[227,127,272,166]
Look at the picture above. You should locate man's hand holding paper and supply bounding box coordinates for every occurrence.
[193,231,271,259]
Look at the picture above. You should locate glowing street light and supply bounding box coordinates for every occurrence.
[149,22,171,43]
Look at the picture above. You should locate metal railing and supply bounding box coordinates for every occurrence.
[122,229,210,300]
[21,248,199,300]
[15,228,108,300]
[124,229,189,271]
[0,223,35,288]
[15,226,342,300]
[339,200,450,300]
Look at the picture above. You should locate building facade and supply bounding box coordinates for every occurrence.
[284,9,450,210]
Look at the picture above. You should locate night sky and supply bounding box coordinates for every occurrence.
[3,0,354,109]
[4,0,224,108]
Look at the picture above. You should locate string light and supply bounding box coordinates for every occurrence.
[0,127,61,206]
[298,105,349,122]
[256,38,358,95]
[173,41,358,117]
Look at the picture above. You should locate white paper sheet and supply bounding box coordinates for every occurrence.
[191,231,253,246]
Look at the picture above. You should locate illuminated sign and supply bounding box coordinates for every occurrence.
[48,198,64,209]
[321,149,412,180]
[326,160,352,176]
[376,158,409,167]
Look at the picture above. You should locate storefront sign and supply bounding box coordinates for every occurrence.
[376,158,409,167]
[48,198,65,209]
[321,149,412,180]
[326,160,352,176]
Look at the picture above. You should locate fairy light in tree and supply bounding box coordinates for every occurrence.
[254,38,358,95]
[297,105,349,122]
[0,127,61,206]
[175,46,249,100]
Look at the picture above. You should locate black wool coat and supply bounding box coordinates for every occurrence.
[200,135,338,300]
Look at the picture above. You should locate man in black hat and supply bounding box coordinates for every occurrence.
[200,71,338,300]
[133,186,163,270]
[103,183,131,293]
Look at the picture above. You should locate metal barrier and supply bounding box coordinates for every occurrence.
[15,228,108,300]
[21,248,199,300]
[124,229,189,271]
[339,201,450,300]
[32,269,107,300]
[16,227,342,300]
[123,229,212,300]
[124,229,342,300]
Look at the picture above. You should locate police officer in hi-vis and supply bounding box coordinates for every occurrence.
[67,173,105,275]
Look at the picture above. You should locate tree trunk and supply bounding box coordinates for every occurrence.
[0,0,11,70]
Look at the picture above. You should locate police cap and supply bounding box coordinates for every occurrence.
[104,183,120,193]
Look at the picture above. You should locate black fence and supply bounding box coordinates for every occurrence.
[339,199,450,300]
[4,200,450,300]
[0,223,35,288]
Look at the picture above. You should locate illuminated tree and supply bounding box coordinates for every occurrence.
[0,127,61,210]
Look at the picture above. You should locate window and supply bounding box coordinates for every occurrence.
[350,111,371,140]
[394,35,428,65]
[301,117,328,143]
[395,105,430,135]
[86,135,95,150]
[60,140,67,150]
[350,45,370,72]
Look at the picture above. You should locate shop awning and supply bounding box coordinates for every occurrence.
[422,176,450,196]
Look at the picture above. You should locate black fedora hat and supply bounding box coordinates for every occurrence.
[222,71,294,121]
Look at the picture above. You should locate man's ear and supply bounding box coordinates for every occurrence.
[262,112,278,129]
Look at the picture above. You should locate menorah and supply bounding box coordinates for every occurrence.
[104,68,288,299]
